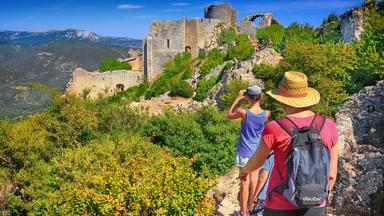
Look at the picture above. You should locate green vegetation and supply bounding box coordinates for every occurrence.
[218,28,255,61]
[99,58,132,72]
[226,34,254,61]
[108,82,148,103]
[257,24,286,51]
[350,5,384,93]
[169,80,194,98]
[194,78,216,102]
[0,95,239,214]
[194,63,231,102]
[218,79,249,110]
[199,48,224,78]
[145,52,193,99]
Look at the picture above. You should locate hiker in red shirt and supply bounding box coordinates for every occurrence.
[240,71,339,216]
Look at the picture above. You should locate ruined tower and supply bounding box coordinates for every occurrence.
[143,3,237,82]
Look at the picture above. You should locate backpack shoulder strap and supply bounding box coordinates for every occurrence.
[310,114,326,132]
[275,117,299,137]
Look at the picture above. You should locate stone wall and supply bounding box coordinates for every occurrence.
[144,17,224,82]
[146,20,186,81]
[66,68,143,99]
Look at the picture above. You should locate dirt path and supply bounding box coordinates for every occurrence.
[214,168,240,216]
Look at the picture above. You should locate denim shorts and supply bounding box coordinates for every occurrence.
[235,154,250,167]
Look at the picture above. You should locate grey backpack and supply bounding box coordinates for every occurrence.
[268,114,330,207]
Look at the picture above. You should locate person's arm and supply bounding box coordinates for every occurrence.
[328,142,339,192]
[240,141,271,176]
[227,90,246,121]
[265,110,271,122]
[253,169,269,202]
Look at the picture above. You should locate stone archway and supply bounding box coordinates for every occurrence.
[185,46,192,53]
[240,13,280,35]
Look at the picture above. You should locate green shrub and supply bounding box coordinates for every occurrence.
[169,80,194,98]
[218,80,249,110]
[108,82,148,103]
[99,58,132,72]
[6,135,214,215]
[200,48,224,78]
[316,12,343,44]
[279,43,356,116]
[284,23,318,47]
[350,9,384,93]
[226,34,254,61]
[198,49,206,59]
[257,24,286,51]
[48,95,99,148]
[145,52,193,99]
[194,78,217,102]
[141,107,238,176]
[218,28,237,45]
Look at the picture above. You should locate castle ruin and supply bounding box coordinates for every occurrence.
[143,3,237,82]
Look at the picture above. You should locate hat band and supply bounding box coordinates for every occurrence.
[278,88,308,98]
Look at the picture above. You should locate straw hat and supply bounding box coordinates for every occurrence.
[266,71,320,108]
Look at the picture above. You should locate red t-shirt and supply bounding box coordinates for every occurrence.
[262,115,338,210]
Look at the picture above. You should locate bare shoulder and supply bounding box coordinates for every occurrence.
[238,107,247,121]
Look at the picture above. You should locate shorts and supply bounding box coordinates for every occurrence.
[235,155,250,167]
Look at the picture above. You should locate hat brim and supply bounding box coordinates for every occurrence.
[266,88,320,108]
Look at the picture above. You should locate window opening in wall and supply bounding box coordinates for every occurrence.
[167,39,170,48]
[116,84,124,91]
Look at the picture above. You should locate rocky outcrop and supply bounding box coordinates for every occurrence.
[208,48,282,101]
[340,6,367,43]
[330,80,384,215]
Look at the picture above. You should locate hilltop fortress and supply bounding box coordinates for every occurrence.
[143,3,238,81]
[68,2,279,97]
[67,2,367,98]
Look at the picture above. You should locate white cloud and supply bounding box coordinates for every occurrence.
[117,4,144,9]
[172,3,190,6]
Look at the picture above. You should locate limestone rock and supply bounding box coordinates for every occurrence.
[208,48,282,101]
[329,80,384,215]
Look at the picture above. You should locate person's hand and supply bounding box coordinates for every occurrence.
[238,172,248,181]
[236,90,245,100]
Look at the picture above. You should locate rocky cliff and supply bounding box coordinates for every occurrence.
[330,80,384,215]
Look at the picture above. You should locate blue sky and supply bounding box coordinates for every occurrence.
[0,0,364,39]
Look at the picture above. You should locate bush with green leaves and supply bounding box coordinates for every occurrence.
[169,80,194,98]
[5,135,215,215]
[218,79,249,110]
[145,52,193,99]
[108,82,148,103]
[282,43,356,116]
[218,28,237,45]
[194,78,217,102]
[141,107,238,176]
[350,6,384,93]
[226,34,254,61]
[317,12,343,44]
[199,48,224,78]
[256,24,286,51]
[284,23,318,47]
[99,58,132,72]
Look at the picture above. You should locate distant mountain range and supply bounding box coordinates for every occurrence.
[0,29,143,118]
[0,29,142,48]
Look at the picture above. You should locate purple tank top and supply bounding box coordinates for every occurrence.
[237,109,267,157]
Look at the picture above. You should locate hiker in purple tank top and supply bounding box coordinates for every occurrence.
[227,85,271,216]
